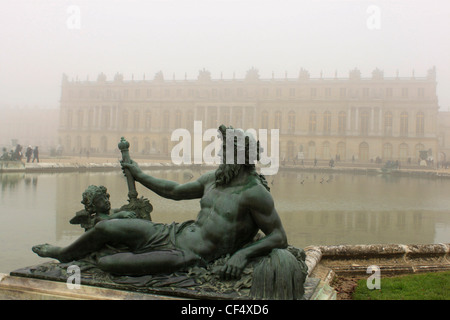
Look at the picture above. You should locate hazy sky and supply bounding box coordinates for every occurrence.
[1,0,449,109]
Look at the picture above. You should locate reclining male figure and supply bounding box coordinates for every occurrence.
[33,126,287,280]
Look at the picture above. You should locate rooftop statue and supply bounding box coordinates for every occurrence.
[31,126,307,299]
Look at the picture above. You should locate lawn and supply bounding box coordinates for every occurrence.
[353,271,450,300]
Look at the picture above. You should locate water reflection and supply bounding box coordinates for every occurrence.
[1,169,450,273]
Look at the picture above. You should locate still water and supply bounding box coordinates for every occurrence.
[1,168,450,273]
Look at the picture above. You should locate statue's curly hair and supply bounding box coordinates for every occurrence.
[217,125,270,192]
[81,185,110,213]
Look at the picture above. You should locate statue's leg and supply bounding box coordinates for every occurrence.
[97,249,201,276]
[35,219,155,262]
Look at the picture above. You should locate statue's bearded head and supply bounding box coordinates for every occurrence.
[215,125,261,187]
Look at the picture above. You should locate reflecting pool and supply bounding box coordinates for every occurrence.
[1,168,449,273]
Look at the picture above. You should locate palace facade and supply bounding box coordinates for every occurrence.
[58,67,439,163]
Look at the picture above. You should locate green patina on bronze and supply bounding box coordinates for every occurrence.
[31,126,307,299]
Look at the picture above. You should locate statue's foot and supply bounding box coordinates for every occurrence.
[32,244,63,260]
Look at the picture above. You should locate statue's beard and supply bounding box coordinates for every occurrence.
[215,163,242,187]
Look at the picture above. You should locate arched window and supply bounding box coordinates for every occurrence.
[383,143,393,160]
[145,110,152,129]
[163,110,170,130]
[67,110,73,129]
[400,112,408,136]
[360,110,370,135]
[338,111,346,135]
[384,112,392,136]
[323,111,331,134]
[359,142,369,162]
[101,107,110,129]
[288,111,296,132]
[309,111,317,133]
[399,143,409,161]
[133,110,140,129]
[337,142,346,160]
[77,109,84,128]
[416,112,424,136]
[88,108,94,129]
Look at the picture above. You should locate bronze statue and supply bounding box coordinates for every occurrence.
[31,126,307,299]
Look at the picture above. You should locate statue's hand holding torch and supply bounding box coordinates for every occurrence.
[118,137,139,200]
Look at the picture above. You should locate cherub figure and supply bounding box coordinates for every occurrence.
[70,185,137,231]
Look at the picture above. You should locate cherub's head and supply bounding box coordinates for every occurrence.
[81,185,111,214]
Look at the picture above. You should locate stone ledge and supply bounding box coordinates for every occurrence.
[305,243,450,283]
[0,273,185,300]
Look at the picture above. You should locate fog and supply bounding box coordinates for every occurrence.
[0,0,449,109]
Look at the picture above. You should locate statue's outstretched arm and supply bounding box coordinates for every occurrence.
[121,161,208,200]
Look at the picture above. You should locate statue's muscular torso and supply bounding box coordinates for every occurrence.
[176,171,263,262]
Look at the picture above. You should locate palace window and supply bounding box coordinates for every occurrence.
[363,88,369,98]
[383,143,393,160]
[338,111,346,135]
[323,111,331,135]
[67,110,73,129]
[416,112,424,136]
[274,111,282,130]
[418,88,425,98]
[163,110,170,130]
[145,111,151,129]
[360,110,370,136]
[288,111,296,132]
[400,112,409,136]
[309,111,317,133]
[276,88,281,97]
[386,88,393,97]
[133,111,140,129]
[88,108,94,129]
[77,110,84,128]
[402,88,409,98]
[399,143,409,161]
[384,112,393,136]
[101,108,110,129]
[290,88,296,97]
